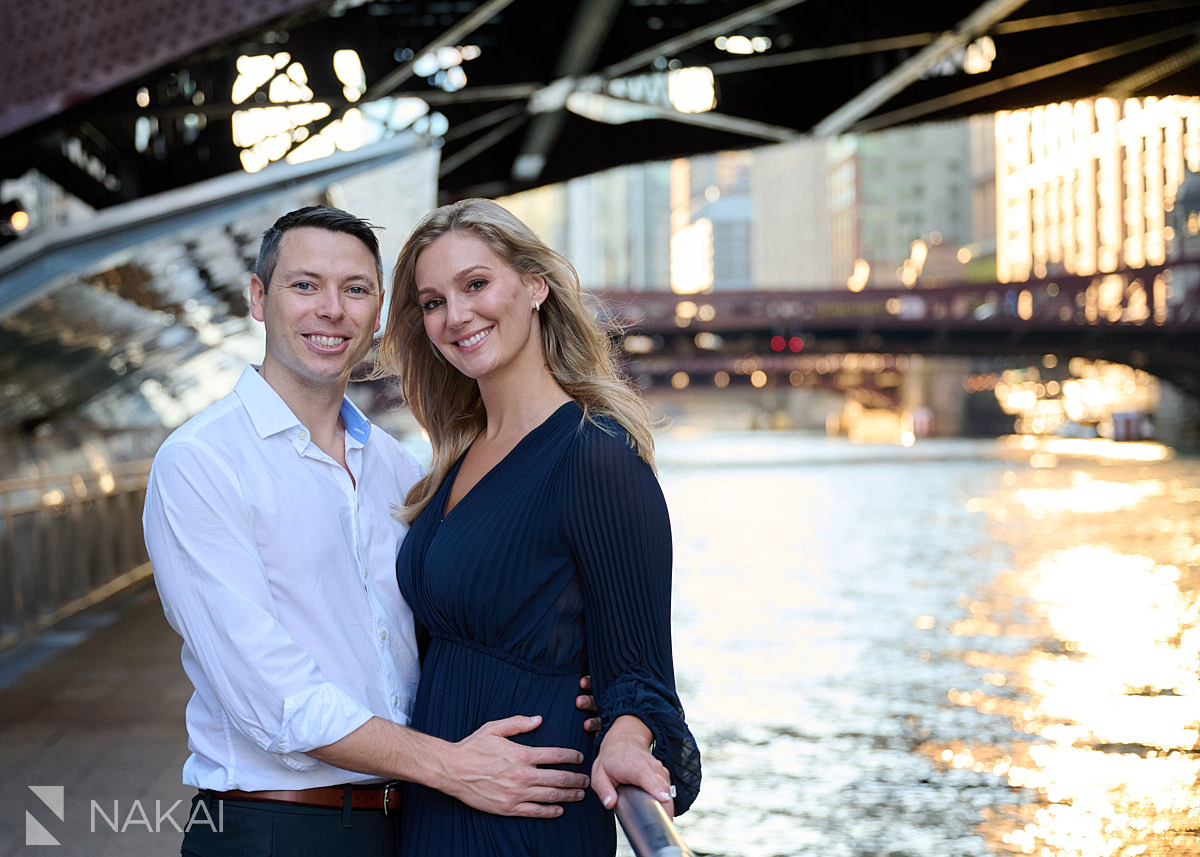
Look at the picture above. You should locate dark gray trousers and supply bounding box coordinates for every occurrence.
[180,792,401,857]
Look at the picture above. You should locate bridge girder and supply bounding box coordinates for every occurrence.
[598,262,1200,399]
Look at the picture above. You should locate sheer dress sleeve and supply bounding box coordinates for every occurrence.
[562,419,702,815]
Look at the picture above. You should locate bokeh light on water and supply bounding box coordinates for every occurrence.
[647,430,1200,857]
[936,455,1200,857]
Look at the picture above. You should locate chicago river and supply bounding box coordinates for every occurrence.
[656,429,1199,857]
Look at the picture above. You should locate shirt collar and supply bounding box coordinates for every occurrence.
[234,365,372,448]
[339,396,371,448]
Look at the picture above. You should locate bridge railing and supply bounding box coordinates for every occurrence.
[616,786,697,857]
[596,259,1200,334]
[0,460,152,650]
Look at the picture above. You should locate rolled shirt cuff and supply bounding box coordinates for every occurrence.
[270,681,376,765]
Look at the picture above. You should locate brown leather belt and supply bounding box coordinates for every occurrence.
[212,782,401,813]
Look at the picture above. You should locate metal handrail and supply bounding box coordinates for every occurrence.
[0,459,151,513]
[615,786,696,857]
[0,461,153,649]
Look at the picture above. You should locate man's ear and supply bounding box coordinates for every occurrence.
[250,275,266,322]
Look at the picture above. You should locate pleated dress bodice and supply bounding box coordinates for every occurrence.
[396,401,700,857]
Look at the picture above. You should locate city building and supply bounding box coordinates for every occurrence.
[751,139,835,290]
[677,151,754,291]
[503,161,672,292]
[995,95,1200,282]
[826,121,974,289]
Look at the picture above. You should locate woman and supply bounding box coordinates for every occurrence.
[376,198,701,857]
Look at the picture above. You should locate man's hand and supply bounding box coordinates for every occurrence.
[436,715,590,818]
[590,715,674,816]
[310,716,588,818]
[576,675,601,733]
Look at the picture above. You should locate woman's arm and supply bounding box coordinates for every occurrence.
[564,423,702,815]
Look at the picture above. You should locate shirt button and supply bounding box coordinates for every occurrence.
[379,629,387,641]
[392,695,399,707]
[298,429,308,442]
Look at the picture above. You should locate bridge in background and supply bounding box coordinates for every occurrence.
[596,261,1200,399]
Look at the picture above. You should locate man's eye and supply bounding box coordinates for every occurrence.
[293,281,315,291]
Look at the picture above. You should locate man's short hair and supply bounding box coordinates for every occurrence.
[256,205,384,288]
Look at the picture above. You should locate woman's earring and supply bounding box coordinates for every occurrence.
[534,301,540,312]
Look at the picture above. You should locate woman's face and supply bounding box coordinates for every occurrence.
[414,230,548,384]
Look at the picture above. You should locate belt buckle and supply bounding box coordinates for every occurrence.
[382,781,396,816]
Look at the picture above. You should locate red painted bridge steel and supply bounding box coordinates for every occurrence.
[595,261,1200,398]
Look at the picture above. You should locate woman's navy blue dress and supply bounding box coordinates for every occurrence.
[396,401,701,856]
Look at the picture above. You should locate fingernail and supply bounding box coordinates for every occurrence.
[659,792,671,801]
[583,777,590,787]
[603,795,614,808]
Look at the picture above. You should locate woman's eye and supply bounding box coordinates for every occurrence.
[421,298,444,311]
[467,278,487,291]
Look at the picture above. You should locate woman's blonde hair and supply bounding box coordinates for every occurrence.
[374,198,655,523]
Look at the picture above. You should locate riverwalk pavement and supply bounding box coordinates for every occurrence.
[0,579,193,857]
[0,582,642,857]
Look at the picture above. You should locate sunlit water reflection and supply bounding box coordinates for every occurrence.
[649,430,1200,857]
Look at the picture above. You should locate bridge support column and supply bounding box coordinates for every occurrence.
[1156,381,1200,451]
[900,355,972,437]
[781,387,844,432]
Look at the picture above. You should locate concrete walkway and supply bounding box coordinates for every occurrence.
[0,582,645,857]
[0,581,193,857]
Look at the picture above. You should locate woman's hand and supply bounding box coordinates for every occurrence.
[576,675,601,733]
[591,715,674,816]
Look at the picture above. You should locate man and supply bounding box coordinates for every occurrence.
[143,206,592,856]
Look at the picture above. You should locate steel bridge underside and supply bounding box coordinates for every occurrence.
[2,0,1200,208]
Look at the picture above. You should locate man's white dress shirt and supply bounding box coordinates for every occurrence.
[143,365,422,791]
